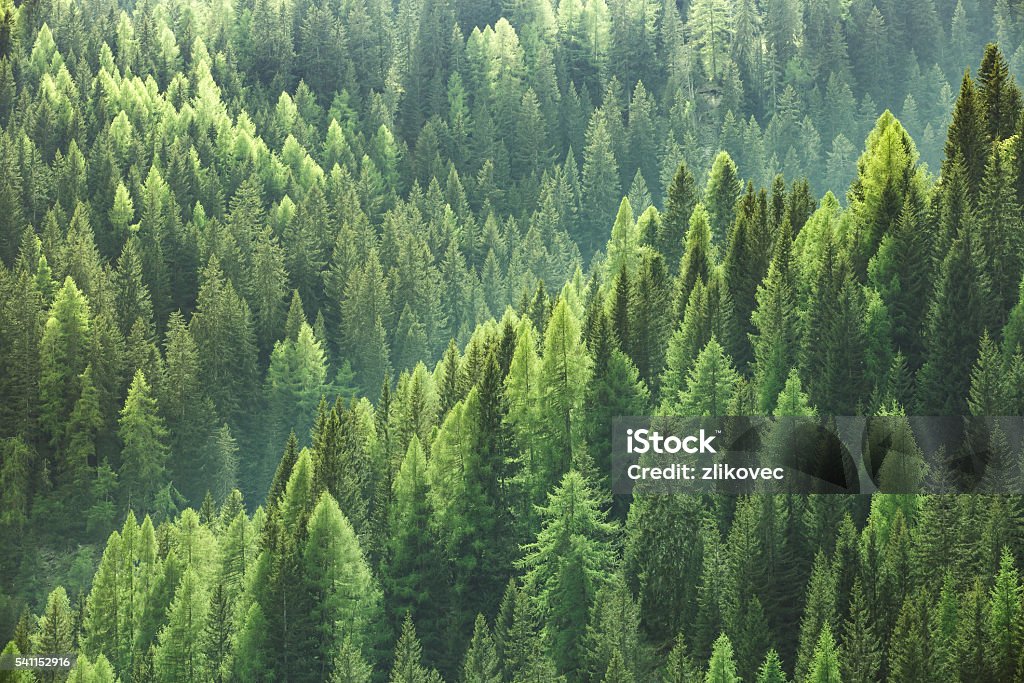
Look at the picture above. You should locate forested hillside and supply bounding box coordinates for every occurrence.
[3,0,1024,681]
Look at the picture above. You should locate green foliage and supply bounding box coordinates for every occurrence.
[118,370,169,511]
[2,9,1024,683]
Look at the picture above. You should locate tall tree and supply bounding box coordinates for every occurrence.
[118,370,170,511]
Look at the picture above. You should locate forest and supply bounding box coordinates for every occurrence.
[2,0,1024,680]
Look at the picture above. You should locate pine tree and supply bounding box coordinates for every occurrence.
[704,633,740,683]
[462,614,501,683]
[839,581,881,683]
[750,225,799,413]
[389,615,441,683]
[658,161,698,272]
[118,370,169,511]
[520,470,616,676]
[977,43,1023,142]
[806,623,841,683]
[754,650,787,683]
[39,276,92,445]
[984,547,1022,681]
[154,568,208,683]
[704,152,742,247]
[302,492,382,680]
[581,110,621,254]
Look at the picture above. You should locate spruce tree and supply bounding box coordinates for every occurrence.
[658,161,698,272]
[917,167,991,414]
[794,552,838,683]
[754,650,787,683]
[839,581,881,683]
[806,623,841,683]
[704,633,740,683]
[945,70,989,197]
[154,568,208,683]
[977,43,1023,142]
[302,492,382,680]
[674,205,714,324]
[520,470,616,676]
[704,152,742,247]
[118,370,170,511]
[389,615,442,683]
[537,297,592,493]
[750,224,799,413]
[462,614,501,683]
[39,276,92,445]
[984,547,1022,681]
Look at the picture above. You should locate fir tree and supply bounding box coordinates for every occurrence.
[118,370,170,511]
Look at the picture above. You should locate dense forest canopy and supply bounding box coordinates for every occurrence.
[3,0,1024,681]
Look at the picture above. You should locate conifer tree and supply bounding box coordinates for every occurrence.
[389,615,442,683]
[118,370,170,511]
[386,437,446,658]
[265,321,328,459]
[520,470,616,676]
[917,169,991,414]
[945,71,989,196]
[302,492,382,679]
[663,634,703,683]
[754,650,786,683]
[839,581,881,683]
[977,43,1023,142]
[658,161,699,272]
[750,224,799,413]
[331,636,373,683]
[537,297,592,492]
[462,614,501,683]
[887,591,933,683]
[794,552,838,682]
[704,633,740,683]
[984,547,1022,681]
[868,197,932,372]
[581,110,620,254]
[39,276,92,444]
[723,185,771,371]
[704,152,742,247]
[674,205,714,324]
[806,623,841,683]
[977,141,1023,322]
[32,586,74,668]
[161,311,217,505]
[154,568,208,683]
[674,337,739,417]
